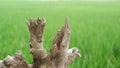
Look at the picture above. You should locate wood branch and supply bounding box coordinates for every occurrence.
[67,48,81,65]
[0,17,81,68]
[50,17,70,58]
[0,52,29,68]
[28,17,47,68]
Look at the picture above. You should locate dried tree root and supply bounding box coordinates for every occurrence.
[0,17,81,68]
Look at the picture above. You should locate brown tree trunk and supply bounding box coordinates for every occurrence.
[0,17,81,68]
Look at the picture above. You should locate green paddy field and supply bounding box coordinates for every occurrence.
[0,1,120,68]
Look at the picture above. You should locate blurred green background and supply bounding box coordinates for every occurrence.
[0,0,120,68]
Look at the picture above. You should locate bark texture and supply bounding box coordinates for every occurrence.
[0,17,81,68]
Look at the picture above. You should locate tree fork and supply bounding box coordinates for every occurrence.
[0,17,81,68]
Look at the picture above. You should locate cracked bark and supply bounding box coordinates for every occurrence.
[0,17,81,68]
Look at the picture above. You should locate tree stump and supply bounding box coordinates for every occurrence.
[0,17,81,68]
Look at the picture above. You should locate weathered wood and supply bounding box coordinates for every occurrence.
[0,17,81,68]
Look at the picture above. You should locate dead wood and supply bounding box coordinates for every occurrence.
[0,17,81,68]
